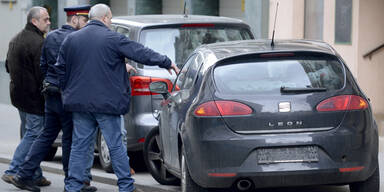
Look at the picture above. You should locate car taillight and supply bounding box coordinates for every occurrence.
[339,166,364,172]
[138,138,145,143]
[194,101,252,116]
[316,95,368,112]
[130,76,173,96]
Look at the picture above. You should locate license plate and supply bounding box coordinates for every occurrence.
[257,146,318,164]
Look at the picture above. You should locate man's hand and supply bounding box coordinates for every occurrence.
[167,63,180,75]
[126,63,137,73]
[41,80,60,95]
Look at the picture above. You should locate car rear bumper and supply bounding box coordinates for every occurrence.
[194,166,377,189]
[183,122,379,189]
[125,112,158,151]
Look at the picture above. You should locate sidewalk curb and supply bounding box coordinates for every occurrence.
[0,156,178,192]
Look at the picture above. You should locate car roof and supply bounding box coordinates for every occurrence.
[195,39,339,71]
[112,14,248,27]
[199,39,337,60]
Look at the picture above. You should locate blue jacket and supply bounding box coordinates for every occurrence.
[40,25,76,85]
[55,20,171,115]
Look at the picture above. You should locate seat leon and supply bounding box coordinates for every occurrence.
[145,40,380,192]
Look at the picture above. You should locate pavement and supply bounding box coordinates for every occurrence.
[0,162,116,192]
[0,103,179,192]
[0,154,179,192]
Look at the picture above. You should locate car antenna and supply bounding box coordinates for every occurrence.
[183,1,188,18]
[271,2,279,47]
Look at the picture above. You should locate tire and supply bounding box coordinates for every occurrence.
[143,127,179,185]
[43,147,58,161]
[181,145,207,192]
[349,164,380,192]
[128,151,147,172]
[98,131,114,173]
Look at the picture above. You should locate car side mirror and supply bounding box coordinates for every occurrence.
[149,81,170,99]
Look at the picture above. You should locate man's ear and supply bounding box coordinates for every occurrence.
[101,16,106,24]
[31,18,38,26]
[71,16,78,25]
[102,16,108,24]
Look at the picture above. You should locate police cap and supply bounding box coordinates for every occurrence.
[64,5,91,17]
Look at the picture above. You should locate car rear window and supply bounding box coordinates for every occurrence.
[139,27,252,68]
[214,55,345,95]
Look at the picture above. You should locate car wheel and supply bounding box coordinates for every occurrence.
[143,127,179,185]
[98,131,114,173]
[128,151,147,171]
[43,147,58,161]
[181,145,207,192]
[349,163,380,192]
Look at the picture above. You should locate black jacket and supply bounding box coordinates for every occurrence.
[5,23,45,115]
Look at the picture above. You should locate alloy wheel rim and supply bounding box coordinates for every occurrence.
[147,134,174,180]
[181,153,186,192]
[100,135,111,164]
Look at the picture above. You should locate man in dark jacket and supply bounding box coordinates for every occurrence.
[9,5,97,192]
[55,4,179,192]
[2,6,51,188]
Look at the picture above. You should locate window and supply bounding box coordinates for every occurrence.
[174,54,197,91]
[335,0,352,44]
[181,54,202,90]
[214,55,344,95]
[116,27,130,38]
[140,27,252,68]
[304,0,324,40]
[110,24,117,31]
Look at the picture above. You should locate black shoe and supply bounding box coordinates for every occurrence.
[63,185,98,192]
[133,188,144,192]
[1,174,13,184]
[34,176,51,187]
[10,175,40,192]
[81,184,98,192]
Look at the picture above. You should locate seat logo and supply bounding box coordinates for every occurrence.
[279,102,291,112]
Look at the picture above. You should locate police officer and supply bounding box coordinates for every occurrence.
[10,5,97,192]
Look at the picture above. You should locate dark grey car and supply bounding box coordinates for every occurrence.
[145,40,380,191]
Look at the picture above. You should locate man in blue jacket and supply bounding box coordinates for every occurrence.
[55,4,179,192]
[9,5,97,192]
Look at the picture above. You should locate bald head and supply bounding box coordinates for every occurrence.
[27,6,47,23]
[89,4,110,20]
[27,6,50,33]
[89,4,112,28]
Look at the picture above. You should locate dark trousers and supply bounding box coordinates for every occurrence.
[17,93,73,182]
